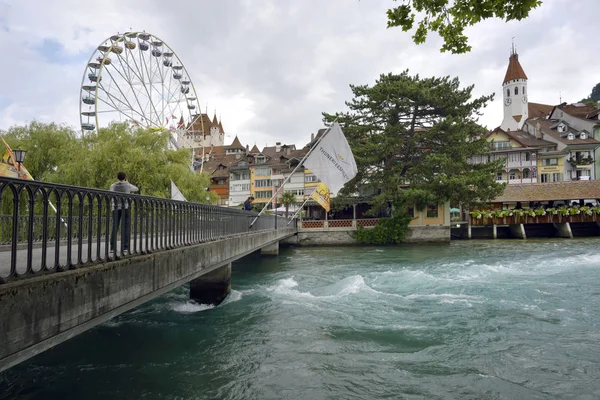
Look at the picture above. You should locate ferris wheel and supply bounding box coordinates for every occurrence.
[79,31,202,151]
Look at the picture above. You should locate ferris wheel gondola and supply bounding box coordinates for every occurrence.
[79,31,203,158]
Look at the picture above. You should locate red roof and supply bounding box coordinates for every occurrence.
[503,53,528,84]
[528,102,553,119]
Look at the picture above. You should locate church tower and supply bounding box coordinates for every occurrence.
[500,45,528,131]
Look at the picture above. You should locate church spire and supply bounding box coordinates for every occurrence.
[500,43,529,132]
[503,45,527,85]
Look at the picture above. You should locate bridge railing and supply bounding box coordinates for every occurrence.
[0,177,290,283]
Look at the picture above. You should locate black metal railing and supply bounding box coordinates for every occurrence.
[0,177,292,283]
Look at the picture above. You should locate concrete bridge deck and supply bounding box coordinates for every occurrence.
[0,226,295,372]
[0,175,297,372]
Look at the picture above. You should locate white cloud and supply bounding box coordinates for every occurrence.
[0,0,599,149]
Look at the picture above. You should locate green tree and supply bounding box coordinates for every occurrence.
[323,70,505,212]
[387,0,542,53]
[1,121,216,204]
[280,191,297,217]
[591,82,600,102]
[0,121,79,180]
[581,82,600,106]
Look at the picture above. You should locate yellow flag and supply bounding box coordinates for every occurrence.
[310,182,330,212]
[0,138,34,180]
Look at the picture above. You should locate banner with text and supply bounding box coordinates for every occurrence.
[310,182,330,212]
[303,123,357,195]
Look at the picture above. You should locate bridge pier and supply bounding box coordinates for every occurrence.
[509,223,527,239]
[553,222,573,238]
[261,241,279,256]
[189,263,232,305]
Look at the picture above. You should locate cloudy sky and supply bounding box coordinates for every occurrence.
[0,0,599,149]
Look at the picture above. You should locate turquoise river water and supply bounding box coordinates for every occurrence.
[1,239,600,399]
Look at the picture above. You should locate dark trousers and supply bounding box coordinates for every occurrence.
[110,208,131,251]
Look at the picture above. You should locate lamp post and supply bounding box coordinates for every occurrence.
[12,149,27,179]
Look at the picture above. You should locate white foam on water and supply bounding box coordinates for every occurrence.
[171,301,214,313]
[220,290,243,305]
[266,275,381,300]
[405,293,485,302]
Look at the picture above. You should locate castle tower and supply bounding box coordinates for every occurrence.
[500,45,528,131]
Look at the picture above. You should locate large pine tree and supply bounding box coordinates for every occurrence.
[324,70,504,210]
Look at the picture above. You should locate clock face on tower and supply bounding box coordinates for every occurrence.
[505,97,512,106]
[522,95,528,103]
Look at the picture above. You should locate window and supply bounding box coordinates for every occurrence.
[524,152,531,162]
[426,205,438,218]
[407,207,415,218]
[523,169,530,179]
[509,171,516,180]
[254,167,272,176]
[553,173,563,182]
[523,86,526,94]
[506,89,510,97]
[496,172,503,181]
[255,190,272,199]
[542,158,558,166]
[576,169,591,179]
[492,141,511,150]
[567,133,574,140]
[231,183,250,192]
[285,189,304,196]
[542,173,562,183]
[305,175,318,183]
[231,172,250,181]
[508,153,520,162]
[580,132,587,139]
[255,156,266,164]
[255,179,272,188]
[515,87,519,95]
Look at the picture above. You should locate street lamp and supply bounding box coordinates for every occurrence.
[12,149,26,178]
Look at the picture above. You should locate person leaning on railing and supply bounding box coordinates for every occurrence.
[243,196,254,211]
[110,171,138,255]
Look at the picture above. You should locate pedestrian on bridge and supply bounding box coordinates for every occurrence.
[110,171,138,255]
[243,196,254,211]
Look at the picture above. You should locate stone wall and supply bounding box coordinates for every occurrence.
[292,225,450,246]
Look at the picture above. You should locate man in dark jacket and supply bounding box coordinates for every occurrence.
[110,171,139,255]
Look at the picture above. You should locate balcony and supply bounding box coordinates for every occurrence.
[507,160,536,169]
[567,155,594,168]
[507,178,536,184]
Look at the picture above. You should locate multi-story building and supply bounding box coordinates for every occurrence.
[229,158,251,207]
[476,46,600,183]
[203,135,248,206]
[485,127,553,184]
[523,114,599,182]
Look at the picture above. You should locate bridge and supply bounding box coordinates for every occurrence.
[0,177,296,372]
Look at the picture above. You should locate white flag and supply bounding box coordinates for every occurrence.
[171,180,187,201]
[303,123,357,195]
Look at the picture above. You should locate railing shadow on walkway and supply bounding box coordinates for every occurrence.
[0,177,292,283]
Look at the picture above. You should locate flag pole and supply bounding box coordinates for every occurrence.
[249,120,337,228]
[287,196,312,225]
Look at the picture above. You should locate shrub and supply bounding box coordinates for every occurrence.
[354,214,412,245]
